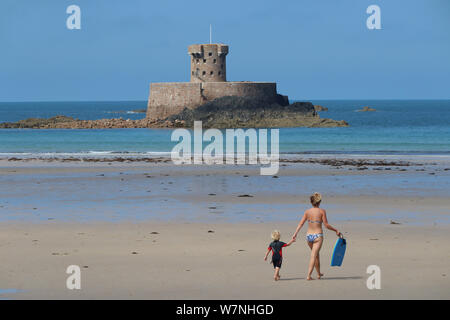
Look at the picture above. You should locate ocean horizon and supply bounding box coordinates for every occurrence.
[1,99,449,157]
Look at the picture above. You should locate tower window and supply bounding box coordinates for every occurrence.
[208,52,212,56]
[210,71,214,75]
[202,71,206,75]
[218,71,222,75]
[203,59,206,63]
[213,59,216,63]
[196,59,199,64]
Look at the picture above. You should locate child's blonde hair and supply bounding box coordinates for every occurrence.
[310,192,322,207]
[271,230,281,241]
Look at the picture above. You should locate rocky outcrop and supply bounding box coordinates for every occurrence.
[0,116,76,128]
[357,106,376,112]
[167,96,347,128]
[314,105,328,112]
[0,116,155,129]
[0,96,349,129]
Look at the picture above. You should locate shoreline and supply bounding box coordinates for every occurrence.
[1,153,449,164]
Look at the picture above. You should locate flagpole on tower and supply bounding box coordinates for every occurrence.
[210,24,212,44]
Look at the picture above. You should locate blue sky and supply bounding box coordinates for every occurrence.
[1,0,449,101]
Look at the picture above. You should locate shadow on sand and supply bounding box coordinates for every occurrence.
[320,276,363,280]
[278,277,304,281]
[279,276,363,281]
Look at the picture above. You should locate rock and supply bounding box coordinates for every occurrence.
[314,105,328,112]
[0,96,349,129]
[275,94,289,106]
[166,96,348,128]
[0,115,76,128]
[357,106,376,112]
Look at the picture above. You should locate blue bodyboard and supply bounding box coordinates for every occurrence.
[331,237,346,267]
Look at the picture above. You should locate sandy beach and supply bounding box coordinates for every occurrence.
[1,221,449,299]
[0,158,449,299]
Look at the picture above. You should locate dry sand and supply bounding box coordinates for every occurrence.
[0,221,449,299]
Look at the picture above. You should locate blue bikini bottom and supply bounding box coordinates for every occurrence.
[306,233,323,243]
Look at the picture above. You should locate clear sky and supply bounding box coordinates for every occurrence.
[1,0,449,101]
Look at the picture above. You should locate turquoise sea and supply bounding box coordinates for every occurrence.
[0,100,449,157]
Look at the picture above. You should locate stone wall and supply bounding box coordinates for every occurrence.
[146,82,204,120]
[146,82,281,120]
[202,82,277,101]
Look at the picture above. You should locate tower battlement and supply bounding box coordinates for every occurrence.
[188,44,228,82]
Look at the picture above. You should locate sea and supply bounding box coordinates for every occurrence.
[0,100,449,158]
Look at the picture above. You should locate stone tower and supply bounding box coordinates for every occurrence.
[146,43,288,120]
[188,44,228,82]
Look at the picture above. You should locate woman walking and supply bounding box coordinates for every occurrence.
[292,193,341,280]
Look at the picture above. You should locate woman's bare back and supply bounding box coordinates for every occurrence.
[305,207,324,234]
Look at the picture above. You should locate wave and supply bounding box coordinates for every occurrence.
[1,151,450,162]
[280,150,450,156]
[104,110,146,115]
[0,151,172,159]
